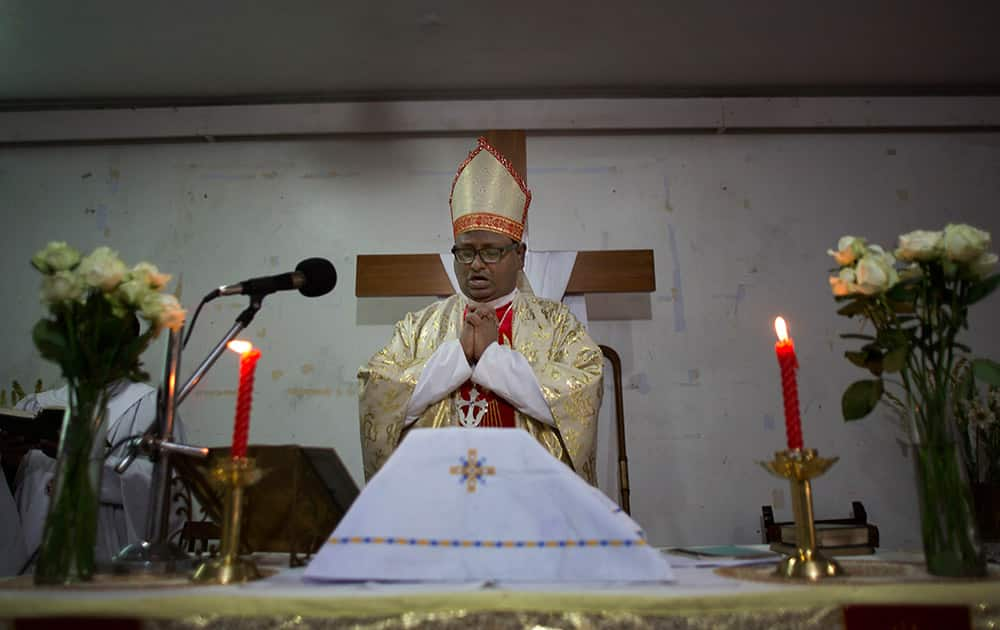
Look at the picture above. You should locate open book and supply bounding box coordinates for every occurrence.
[0,406,64,443]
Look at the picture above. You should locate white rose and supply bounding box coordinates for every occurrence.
[969,252,998,279]
[105,292,129,319]
[140,293,186,331]
[117,278,151,306]
[868,245,898,271]
[827,236,867,267]
[31,252,50,274]
[40,270,84,305]
[139,291,163,321]
[943,224,990,263]
[867,244,891,260]
[31,241,81,274]
[156,294,186,331]
[77,246,127,291]
[829,267,858,296]
[896,230,943,262]
[854,252,899,295]
[131,262,171,290]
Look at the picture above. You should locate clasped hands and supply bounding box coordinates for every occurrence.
[461,305,499,363]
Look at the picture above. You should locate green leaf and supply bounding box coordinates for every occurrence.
[842,379,884,421]
[888,300,916,314]
[845,347,883,376]
[973,358,1000,387]
[878,329,909,348]
[968,274,1000,305]
[845,350,869,368]
[837,300,867,317]
[885,282,918,314]
[32,319,69,364]
[882,345,908,373]
[886,280,919,302]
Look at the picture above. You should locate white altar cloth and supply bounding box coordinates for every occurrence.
[305,428,672,583]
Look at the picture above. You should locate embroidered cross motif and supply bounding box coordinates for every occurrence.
[458,385,489,427]
[449,448,495,492]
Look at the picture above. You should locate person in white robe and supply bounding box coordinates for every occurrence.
[0,455,28,576]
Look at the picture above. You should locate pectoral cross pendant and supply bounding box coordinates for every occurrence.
[458,386,489,427]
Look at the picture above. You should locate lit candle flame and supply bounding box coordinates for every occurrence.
[227,339,253,355]
[774,317,789,342]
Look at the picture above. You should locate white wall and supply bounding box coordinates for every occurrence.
[2,131,998,550]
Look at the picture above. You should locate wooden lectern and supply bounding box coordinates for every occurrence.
[174,445,359,566]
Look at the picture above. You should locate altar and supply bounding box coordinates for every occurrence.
[1,551,997,629]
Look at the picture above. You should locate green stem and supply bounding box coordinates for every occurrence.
[33,385,106,584]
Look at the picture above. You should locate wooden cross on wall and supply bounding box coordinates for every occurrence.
[355,131,656,298]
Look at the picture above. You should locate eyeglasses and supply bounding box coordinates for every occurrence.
[451,243,519,265]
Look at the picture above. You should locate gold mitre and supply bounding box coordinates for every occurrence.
[449,136,532,242]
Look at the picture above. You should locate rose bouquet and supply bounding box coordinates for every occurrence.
[828,224,1000,576]
[951,359,1000,486]
[29,242,184,584]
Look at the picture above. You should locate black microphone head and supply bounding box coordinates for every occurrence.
[295,257,337,297]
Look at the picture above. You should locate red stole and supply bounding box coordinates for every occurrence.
[457,301,516,428]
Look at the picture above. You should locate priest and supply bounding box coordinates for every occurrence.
[359,137,603,483]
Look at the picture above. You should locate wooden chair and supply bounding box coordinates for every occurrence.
[599,344,630,515]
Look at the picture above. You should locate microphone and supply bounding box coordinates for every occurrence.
[209,257,337,299]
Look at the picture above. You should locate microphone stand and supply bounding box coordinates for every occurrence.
[177,294,264,405]
[112,294,265,575]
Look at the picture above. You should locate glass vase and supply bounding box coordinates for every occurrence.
[912,402,987,577]
[33,386,109,585]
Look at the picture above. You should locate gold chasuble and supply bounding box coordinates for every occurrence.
[359,292,603,484]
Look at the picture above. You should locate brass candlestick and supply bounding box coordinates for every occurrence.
[760,448,845,580]
[191,456,265,584]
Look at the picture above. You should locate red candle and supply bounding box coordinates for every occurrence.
[228,339,261,460]
[773,317,803,451]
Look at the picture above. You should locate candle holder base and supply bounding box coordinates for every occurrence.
[190,555,262,585]
[760,448,844,582]
[189,456,265,585]
[776,546,844,580]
